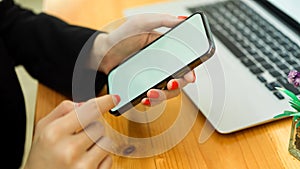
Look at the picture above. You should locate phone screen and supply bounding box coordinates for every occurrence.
[107,12,214,115]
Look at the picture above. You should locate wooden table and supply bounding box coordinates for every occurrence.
[35,0,300,168]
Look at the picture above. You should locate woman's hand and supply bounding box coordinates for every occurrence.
[142,70,196,106]
[93,13,195,106]
[23,95,120,169]
[95,13,187,74]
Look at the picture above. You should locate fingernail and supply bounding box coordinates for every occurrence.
[148,90,160,99]
[142,98,151,106]
[75,102,85,107]
[177,16,188,20]
[170,80,179,90]
[192,71,196,82]
[112,94,121,105]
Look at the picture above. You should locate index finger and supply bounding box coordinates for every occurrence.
[58,95,120,134]
[133,13,183,31]
[109,14,185,45]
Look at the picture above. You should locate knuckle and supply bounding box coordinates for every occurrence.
[93,121,104,131]
[60,142,81,165]
[60,100,74,110]
[128,16,140,28]
[106,155,113,163]
[74,160,94,169]
[39,124,62,145]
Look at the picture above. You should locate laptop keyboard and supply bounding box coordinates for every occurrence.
[188,1,300,100]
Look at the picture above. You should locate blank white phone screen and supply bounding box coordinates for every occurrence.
[108,13,210,113]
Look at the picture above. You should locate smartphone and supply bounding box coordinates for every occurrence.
[107,12,215,116]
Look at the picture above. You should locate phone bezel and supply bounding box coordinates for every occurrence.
[107,11,215,116]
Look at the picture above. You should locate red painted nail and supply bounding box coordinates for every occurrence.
[170,81,179,90]
[177,16,188,20]
[113,94,121,105]
[148,90,160,99]
[76,102,85,107]
[142,98,151,106]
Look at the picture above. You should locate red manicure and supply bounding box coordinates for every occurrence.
[170,81,179,90]
[113,94,121,105]
[76,102,85,107]
[177,16,188,20]
[142,98,151,106]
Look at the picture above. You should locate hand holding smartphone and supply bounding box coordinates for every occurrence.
[107,12,215,116]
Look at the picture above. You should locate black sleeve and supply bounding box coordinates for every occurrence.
[0,0,107,99]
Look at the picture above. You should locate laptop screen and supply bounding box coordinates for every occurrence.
[258,0,300,34]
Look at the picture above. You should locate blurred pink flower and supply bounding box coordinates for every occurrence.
[288,70,300,87]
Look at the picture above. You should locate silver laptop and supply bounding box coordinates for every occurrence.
[124,0,300,133]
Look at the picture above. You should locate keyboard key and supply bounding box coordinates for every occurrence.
[211,28,246,58]
[278,51,290,59]
[262,48,272,56]
[269,69,282,78]
[241,58,255,67]
[293,66,300,72]
[292,50,300,58]
[277,64,289,70]
[269,44,281,52]
[277,78,300,95]
[252,54,266,62]
[269,57,280,63]
[273,91,285,100]
[286,59,297,66]
[270,81,281,88]
[241,41,251,48]
[283,69,290,75]
[247,48,257,55]
[254,42,264,49]
[257,75,267,83]
[265,81,281,91]
[261,62,273,69]
[265,83,276,91]
[250,67,263,74]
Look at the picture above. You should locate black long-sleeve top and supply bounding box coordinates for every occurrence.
[0,0,106,167]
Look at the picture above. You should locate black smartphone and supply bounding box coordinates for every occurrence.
[107,12,215,116]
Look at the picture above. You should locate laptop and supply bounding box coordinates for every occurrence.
[124,0,300,134]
